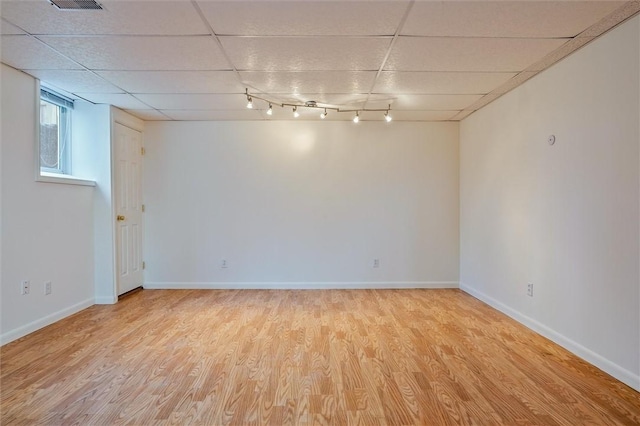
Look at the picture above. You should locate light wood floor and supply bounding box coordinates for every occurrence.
[1,289,639,425]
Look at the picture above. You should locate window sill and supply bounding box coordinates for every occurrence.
[37,172,96,187]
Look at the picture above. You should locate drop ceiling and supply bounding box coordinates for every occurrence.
[1,0,638,122]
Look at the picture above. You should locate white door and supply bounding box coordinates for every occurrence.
[115,123,143,295]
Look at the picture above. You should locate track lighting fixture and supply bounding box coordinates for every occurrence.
[384,104,392,122]
[242,89,392,122]
[245,88,253,109]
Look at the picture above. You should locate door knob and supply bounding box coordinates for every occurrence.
[117,215,125,221]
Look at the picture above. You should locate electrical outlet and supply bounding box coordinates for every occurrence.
[220,259,228,269]
[527,283,534,297]
[373,258,380,268]
[21,280,30,295]
[45,281,52,295]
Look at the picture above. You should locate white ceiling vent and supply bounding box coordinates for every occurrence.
[49,0,102,10]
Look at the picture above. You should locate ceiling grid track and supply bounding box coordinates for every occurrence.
[5,21,168,118]
[452,0,640,121]
[365,0,415,107]
[16,25,166,118]
[190,0,244,91]
[1,0,637,121]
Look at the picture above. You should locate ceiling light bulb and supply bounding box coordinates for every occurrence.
[293,106,299,118]
[246,96,253,109]
[385,111,392,122]
[353,112,359,123]
[266,104,273,115]
[320,109,327,119]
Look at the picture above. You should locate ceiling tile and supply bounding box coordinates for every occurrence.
[199,1,408,36]
[220,37,391,71]
[124,109,171,121]
[373,72,517,95]
[579,1,640,37]
[96,71,244,94]
[1,35,82,70]
[1,0,631,123]
[365,94,484,111]
[402,1,624,38]
[135,94,247,110]
[240,71,377,94]
[26,70,123,93]
[386,37,568,72]
[38,36,230,71]
[0,0,209,35]
[1,19,25,35]
[76,93,151,110]
[161,109,264,121]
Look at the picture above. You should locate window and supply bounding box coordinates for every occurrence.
[39,88,73,175]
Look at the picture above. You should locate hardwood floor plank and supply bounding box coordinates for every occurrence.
[2,289,639,425]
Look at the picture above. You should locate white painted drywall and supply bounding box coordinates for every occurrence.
[0,65,4,342]
[0,65,95,343]
[460,16,640,390]
[143,121,459,288]
[72,102,115,304]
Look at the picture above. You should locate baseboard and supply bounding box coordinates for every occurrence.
[144,281,459,290]
[459,282,640,392]
[0,298,94,346]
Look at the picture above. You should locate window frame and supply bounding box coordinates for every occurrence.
[35,80,95,186]
[39,89,72,175]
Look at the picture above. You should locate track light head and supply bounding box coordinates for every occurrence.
[320,109,327,119]
[353,111,359,123]
[293,106,299,118]
[246,95,253,109]
[384,111,392,122]
[267,104,273,115]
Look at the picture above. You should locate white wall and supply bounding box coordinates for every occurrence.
[0,65,95,343]
[72,102,115,304]
[460,16,640,390]
[144,121,459,288]
[0,66,4,343]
